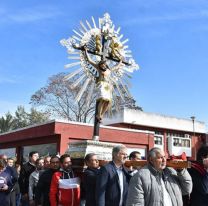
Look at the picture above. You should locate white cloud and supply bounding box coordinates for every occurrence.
[0,6,63,24]
[9,9,62,23]
[0,76,17,84]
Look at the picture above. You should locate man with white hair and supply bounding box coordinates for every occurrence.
[126,147,192,206]
[96,145,131,206]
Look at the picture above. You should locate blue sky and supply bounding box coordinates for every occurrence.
[0,0,208,128]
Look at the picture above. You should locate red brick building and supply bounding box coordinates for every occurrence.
[0,109,206,162]
[0,119,154,162]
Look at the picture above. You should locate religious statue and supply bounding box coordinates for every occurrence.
[60,13,139,139]
[95,35,102,54]
[109,37,123,60]
[84,45,123,121]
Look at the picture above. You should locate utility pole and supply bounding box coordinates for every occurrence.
[190,116,195,137]
[190,116,196,159]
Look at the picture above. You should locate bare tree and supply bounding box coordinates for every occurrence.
[30,73,96,123]
[30,73,142,123]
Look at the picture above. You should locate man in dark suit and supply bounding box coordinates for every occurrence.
[83,153,100,206]
[96,145,130,206]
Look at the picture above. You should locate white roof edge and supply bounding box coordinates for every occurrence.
[103,108,206,133]
[123,108,205,124]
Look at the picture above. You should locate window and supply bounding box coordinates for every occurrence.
[0,148,16,158]
[181,139,190,147]
[22,143,57,163]
[173,138,190,148]
[154,136,163,145]
[173,138,180,146]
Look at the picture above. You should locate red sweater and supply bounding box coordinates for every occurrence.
[50,170,80,206]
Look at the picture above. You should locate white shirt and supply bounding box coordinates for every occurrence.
[115,166,124,206]
[161,178,172,206]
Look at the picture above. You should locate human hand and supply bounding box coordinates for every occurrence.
[83,44,87,50]
[29,200,35,206]
[1,184,8,191]
[128,166,133,172]
[203,158,208,169]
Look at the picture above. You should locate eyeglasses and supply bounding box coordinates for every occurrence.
[51,161,59,164]
[119,152,128,156]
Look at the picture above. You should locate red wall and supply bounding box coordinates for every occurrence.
[0,122,56,143]
[0,121,172,160]
[54,122,154,154]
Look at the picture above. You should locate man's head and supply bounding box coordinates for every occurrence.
[85,153,99,169]
[35,158,44,170]
[7,158,15,167]
[60,154,72,172]
[197,146,208,168]
[44,156,51,169]
[50,155,60,170]
[0,154,8,162]
[129,151,141,161]
[0,159,6,172]
[98,60,109,71]
[148,147,166,172]
[29,151,39,164]
[112,145,128,166]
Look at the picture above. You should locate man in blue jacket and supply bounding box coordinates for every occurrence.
[96,145,131,206]
[0,158,14,206]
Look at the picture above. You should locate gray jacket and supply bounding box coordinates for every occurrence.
[126,164,192,206]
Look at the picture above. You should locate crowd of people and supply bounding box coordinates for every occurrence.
[0,145,208,206]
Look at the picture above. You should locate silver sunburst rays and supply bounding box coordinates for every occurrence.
[60,13,139,108]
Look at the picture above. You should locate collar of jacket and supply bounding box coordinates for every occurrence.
[60,168,72,174]
[86,167,99,173]
[111,161,130,176]
[148,164,163,177]
[148,164,172,181]
[28,161,36,167]
[112,161,123,170]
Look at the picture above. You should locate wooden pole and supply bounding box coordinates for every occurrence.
[99,160,191,169]
[93,101,100,141]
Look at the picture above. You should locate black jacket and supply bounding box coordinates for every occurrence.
[188,163,208,206]
[83,167,99,206]
[35,169,57,206]
[18,162,36,195]
[96,161,131,206]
